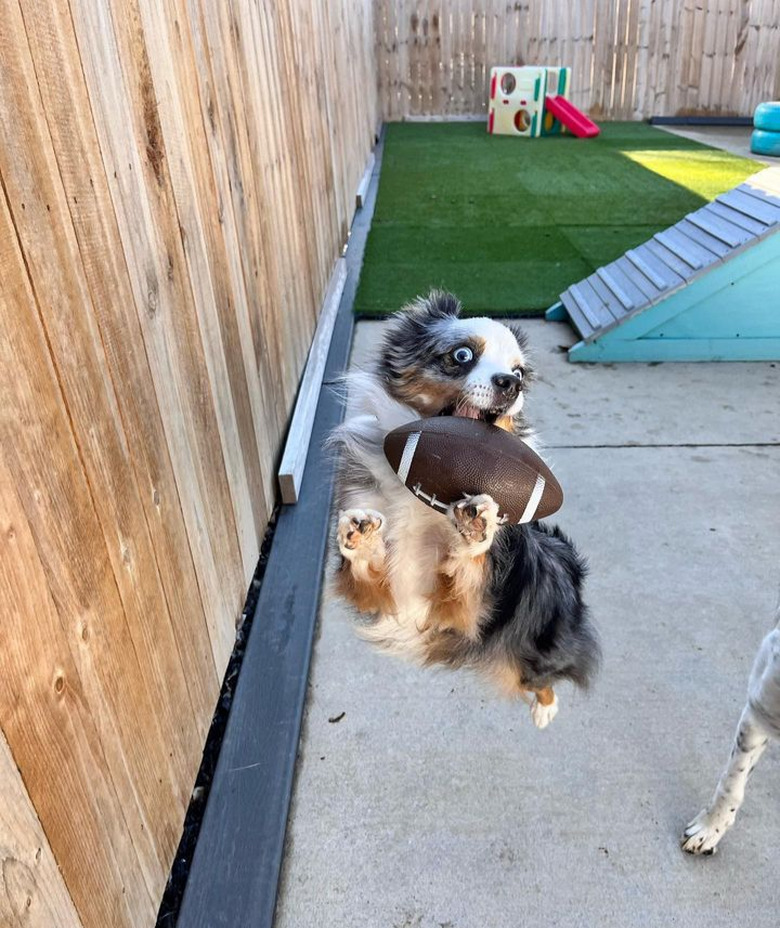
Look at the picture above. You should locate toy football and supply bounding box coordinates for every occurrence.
[383,417,563,524]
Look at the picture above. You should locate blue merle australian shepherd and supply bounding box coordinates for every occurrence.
[329,291,601,728]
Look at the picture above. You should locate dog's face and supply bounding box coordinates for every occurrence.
[379,291,533,428]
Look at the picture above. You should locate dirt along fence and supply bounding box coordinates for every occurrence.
[376,0,780,120]
[0,0,377,926]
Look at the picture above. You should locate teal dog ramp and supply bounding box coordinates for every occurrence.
[547,167,780,362]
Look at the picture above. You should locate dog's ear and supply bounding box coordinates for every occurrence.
[506,322,529,351]
[506,322,537,385]
[406,290,462,319]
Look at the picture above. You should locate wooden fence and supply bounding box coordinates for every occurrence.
[0,0,377,925]
[377,0,780,120]
[3,0,780,925]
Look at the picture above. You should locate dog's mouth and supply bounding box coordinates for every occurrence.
[437,401,503,425]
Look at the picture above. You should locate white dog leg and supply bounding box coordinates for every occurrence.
[681,705,770,855]
[682,625,779,855]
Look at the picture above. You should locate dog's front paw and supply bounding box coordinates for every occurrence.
[449,494,500,552]
[530,693,559,730]
[337,509,385,560]
[681,808,732,856]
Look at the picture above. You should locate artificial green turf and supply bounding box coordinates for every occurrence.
[354,121,762,316]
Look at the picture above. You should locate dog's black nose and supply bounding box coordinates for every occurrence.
[491,372,522,397]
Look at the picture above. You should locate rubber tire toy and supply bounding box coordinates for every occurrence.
[753,101,780,132]
[751,128,780,158]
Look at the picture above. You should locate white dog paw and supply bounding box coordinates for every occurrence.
[530,693,559,730]
[337,509,385,558]
[449,494,500,549]
[681,809,731,856]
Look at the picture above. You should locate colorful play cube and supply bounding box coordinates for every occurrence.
[488,66,546,138]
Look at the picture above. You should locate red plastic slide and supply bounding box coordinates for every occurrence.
[545,95,600,138]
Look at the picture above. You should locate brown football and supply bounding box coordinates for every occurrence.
[383,417,563,524]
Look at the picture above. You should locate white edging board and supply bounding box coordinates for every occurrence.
[355,153,375,208]
[277,257,348,503]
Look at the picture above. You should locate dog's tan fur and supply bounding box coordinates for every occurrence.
[336,510,396,615]
[426,553,488,639]
[335,560,396,615]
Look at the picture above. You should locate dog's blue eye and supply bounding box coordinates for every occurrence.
[453,346,473,364]
[512,367,524,379]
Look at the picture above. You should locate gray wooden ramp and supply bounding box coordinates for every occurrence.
[548,167,780,354]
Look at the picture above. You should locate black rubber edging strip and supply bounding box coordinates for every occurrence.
[649,116,754,127]
[156,513,278,927]
[174,127,385,928]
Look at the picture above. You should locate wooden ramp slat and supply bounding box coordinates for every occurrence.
[740,185,780,217]
[625,246,683,291]
[717,188,780,226]
[687,206,750,248]
[568,282,607,329]
[613,255,663,304]
[677,219,732,259]
[624,248,665,290]
[577,278,619,327]
[595,266,635,310]
[644,238,698,280]
[586,274,631,323]
[708,201,767,236]
[654,227,717,269]
[560,288,596,339]
[599,262,650,310]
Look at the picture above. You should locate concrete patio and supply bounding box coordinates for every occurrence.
[276,318,779,928]
[660,124,773,164]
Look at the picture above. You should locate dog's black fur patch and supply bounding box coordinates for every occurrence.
[424,522,600,691]
[484,522,600,689]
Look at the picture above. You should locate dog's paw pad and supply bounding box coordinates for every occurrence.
[450,494,499,543]
[338,509,384,552]
[530,694,559,730]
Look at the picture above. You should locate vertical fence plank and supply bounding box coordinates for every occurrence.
[633,0,651,118]
[0,730,82,928]
[196,0,290,453]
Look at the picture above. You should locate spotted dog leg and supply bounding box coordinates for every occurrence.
[682,625,779,855]
[681,706,770,855]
